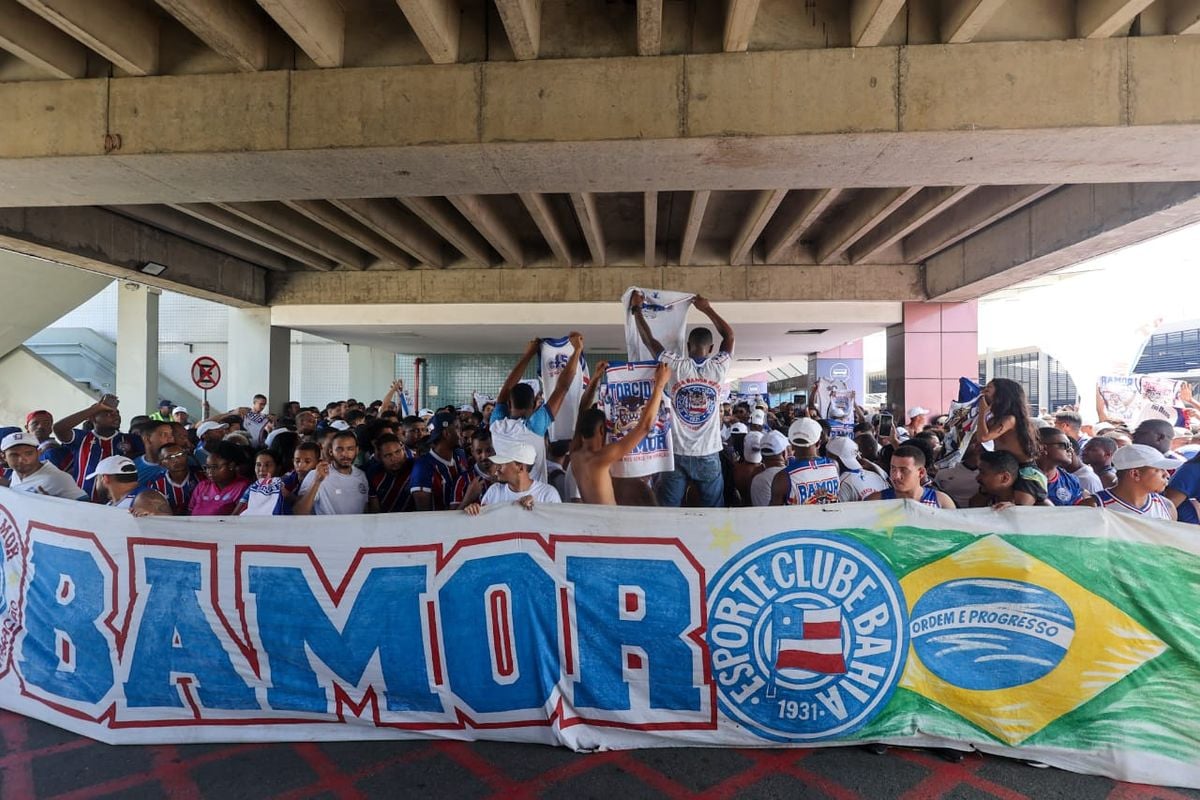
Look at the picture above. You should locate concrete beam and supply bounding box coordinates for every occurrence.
[109,204,294,272]
[282,199,413,267]
[395,0,460,64]
[723,0,760,52]
[18,0,158,75]
[643,191,658,267]
[153,0,267,72]
[398,195,493,266]
[0,0,85,78]
[851,0,905,47]
[570,192,606,267]
[448,194,525,267]
[1168,0,1200,34]
[331,198,444,267]
[940,0,1009,43]
[764,188,842,263]
[0,206,266,306]
[494,0,540,61]
[816,187,920,264]
[637,0,662,56]
[850,185,979,263]
[902,184,1059,262]
[1077,0,1155,38]
[266,263,926,305]
[218,201,372,269]
[925,182,1200,301]
[257,0,344,67]
[171,203,337,271]
[678,190,710,267]
[730,189,787,266]
[519,193,572,266]
[5,39,1200,204]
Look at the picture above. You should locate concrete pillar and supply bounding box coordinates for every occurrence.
[115,283,159,416]
[885,301,978,416]
[347,346,396,404]
[1037,350,1051,415]
[227,308,291,414]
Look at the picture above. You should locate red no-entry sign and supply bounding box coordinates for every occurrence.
[191,356,221,391]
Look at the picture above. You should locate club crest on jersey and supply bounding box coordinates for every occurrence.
[548,353,571,376]
[674,383,717,427]
[1055,484,1074,503]
[706,532,908,742]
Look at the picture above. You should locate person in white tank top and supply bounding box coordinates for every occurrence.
[1078,444,1178,521]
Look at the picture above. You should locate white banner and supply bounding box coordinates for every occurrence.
[1,490,1199,789]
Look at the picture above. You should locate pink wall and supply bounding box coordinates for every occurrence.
[886,302,977,416]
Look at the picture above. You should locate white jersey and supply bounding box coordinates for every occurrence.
[482,480,562,507]
[300,467,369,515]
[1094,490,1174,520]
[660,351,731,457]
[10,462,87,501]
[623,287,693,361]
[751,466,784,507]
[539,337,589,443]
[838,468,889,502]
[743,431,764,463]
[243,411,269,447]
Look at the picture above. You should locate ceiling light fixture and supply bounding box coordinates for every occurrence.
[786,328,828,335]
[140,261,168,276]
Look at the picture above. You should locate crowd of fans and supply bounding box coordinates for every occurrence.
[2,293,1197,524]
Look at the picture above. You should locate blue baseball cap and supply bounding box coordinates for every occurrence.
[428,412,456,443]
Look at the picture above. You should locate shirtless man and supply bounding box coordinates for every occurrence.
[570,361,670,505]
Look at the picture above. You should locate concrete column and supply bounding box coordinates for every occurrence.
[115,283,160,416]
[347,346,396,404]
[885,301,978,416]
[1037,350,1051,415]
[227,308,291,414]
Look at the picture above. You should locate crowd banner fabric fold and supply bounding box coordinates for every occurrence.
[1097,375,1184,426]
[539,337,590,443]
[622,287,693,361]
[3,489,1200,788]
[601,361,674,478]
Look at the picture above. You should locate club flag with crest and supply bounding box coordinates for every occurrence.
[772,603,846,673]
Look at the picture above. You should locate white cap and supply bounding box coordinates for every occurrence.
[459,404,473,413]
[1,431,37,451]
[329,419,351,431]
[1173,427,1191,439]
[264,428,288,448]
[750,409,766,426]
[172,406,188,416]
[730,422,748,434]
[826,436,860,469]
[743,431,763,464]
[894,425,911,441]
[1030,417,1051,429]
[84,455,137,480]
[760,430,789,457]
[788,418,822,447]
[1112,444,1180,472]
[195,421,228,439]
[419,408,434,418]
[907,406,930,419]
[491,439,536,466]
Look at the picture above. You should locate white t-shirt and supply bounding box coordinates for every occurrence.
[660,350,731,457]
[481,480,562,507]
[10,463,87,501]
[300,467,369,515]
[751,466,784,507]
[1071,463,1104,494]
[838,469,889,502]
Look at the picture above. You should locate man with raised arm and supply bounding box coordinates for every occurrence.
[629,292,734,508]
[570,361,671,505]
[52,393,143,502]
[490,331,584,483]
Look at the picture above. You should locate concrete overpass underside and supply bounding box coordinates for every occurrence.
[1,0,1199,318]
